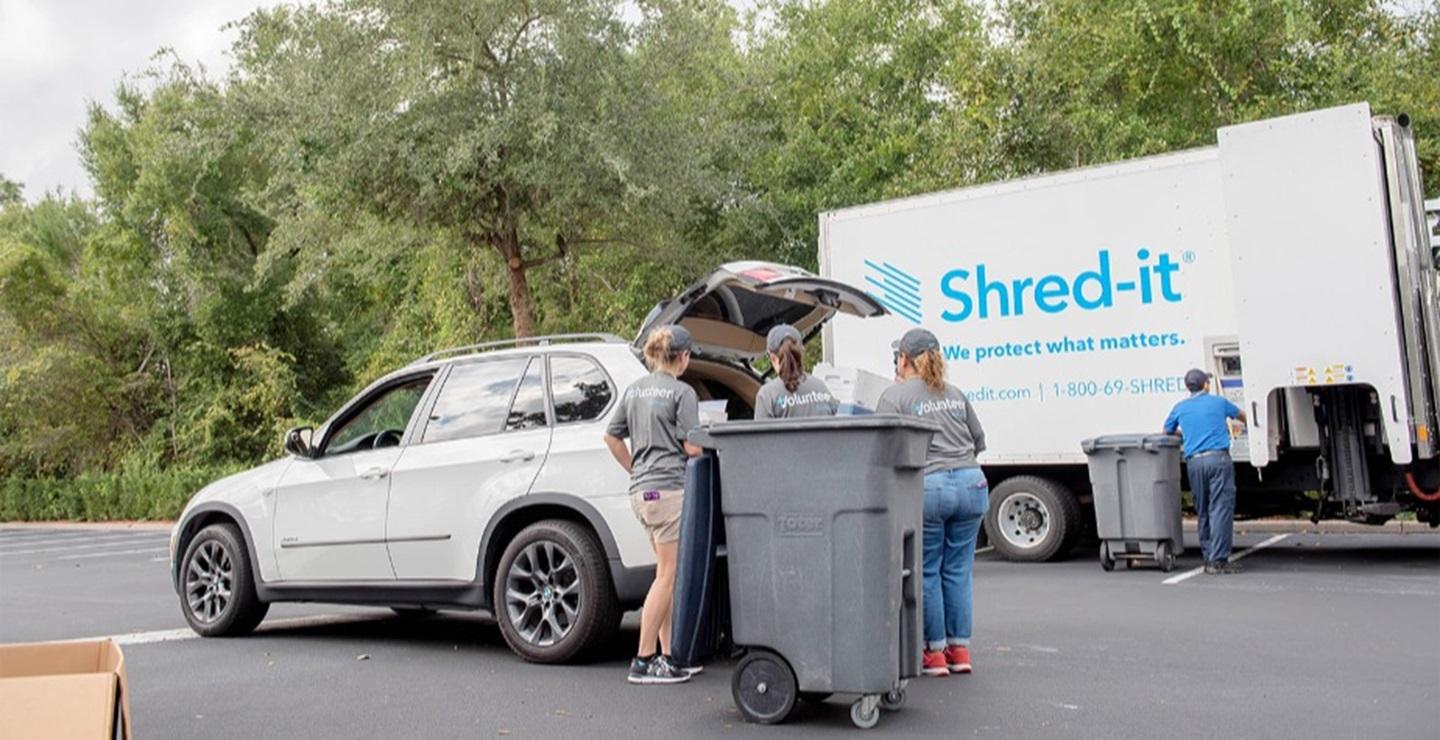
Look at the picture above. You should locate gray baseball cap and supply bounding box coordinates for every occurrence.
[891,327,940,357]
[766,324,802,353]
[1184,368,1209,392]
[666,325,694,353]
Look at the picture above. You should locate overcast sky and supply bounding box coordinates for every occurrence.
[0,0,285,202]
[0,0,764,204]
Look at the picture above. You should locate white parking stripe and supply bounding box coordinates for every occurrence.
[1162,533,1291,585]
[57,547,170,561]
[69,614,382,647]
[0,538,170,557]
[0,533,165,550]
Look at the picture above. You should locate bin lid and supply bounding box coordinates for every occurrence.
[1080,434,1182,454]
[695,413,938,440]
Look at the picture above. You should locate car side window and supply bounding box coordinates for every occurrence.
[423,357,528,443]
[325,377,432,455]
[550,355,615,424]
[506,358,548,431]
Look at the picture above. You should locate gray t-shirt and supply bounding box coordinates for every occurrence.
[876,377,986,475]
[606,371,700,494]
[753,374,839,420]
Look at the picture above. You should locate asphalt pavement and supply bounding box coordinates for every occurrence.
[1,525,1437,738]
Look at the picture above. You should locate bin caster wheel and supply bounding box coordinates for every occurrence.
[731,650,797,725]
[1156,542,1175,572]
[880,687,906,711]
[1099,543,1115,572]
[851,697,881,729]
[798,691,832,704]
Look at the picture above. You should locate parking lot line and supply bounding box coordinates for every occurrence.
[68,614,382,647]
[0,533,163,550]
[57,547,170,561]
[0,537,170,557]
[1162,533,1291,585]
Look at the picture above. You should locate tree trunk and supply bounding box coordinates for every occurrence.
[502,254,536,338]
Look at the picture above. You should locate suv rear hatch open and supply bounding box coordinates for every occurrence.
[635,261,885,363]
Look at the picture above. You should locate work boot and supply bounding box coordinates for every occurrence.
[922,650,949,677]
[945,645,973,674]
[1203,560,1244,575]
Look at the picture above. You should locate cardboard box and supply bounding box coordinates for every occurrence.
[0,639,132,739]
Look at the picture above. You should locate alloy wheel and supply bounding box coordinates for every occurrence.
[503,540,581,647]
[185,540,234,623]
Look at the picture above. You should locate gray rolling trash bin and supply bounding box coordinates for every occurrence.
[1081,434,1184,572]
[691,415,937,730]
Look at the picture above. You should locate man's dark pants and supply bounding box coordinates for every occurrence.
[1187,452,1237,563]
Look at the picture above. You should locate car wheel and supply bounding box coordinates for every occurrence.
[180,523,269,636]
[493,520,620,663]
[984,476,1081,562]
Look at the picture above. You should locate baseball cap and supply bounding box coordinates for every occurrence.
[766,324,802,353]
[891,328,940,357]
[1184,368,1209,392]
[666,325,694,353]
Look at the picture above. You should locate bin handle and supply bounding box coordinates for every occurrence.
[688,428,718,449]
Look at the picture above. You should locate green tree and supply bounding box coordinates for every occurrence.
[0,176,21,208]
[232,0,748,338]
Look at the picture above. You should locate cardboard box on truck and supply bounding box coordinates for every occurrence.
[0,639,132,740]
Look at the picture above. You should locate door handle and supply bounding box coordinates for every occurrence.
[499,450,536,464]
[359,467,389,480]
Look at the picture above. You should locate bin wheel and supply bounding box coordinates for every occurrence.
[1099,543,1115,572]
[1156,542,1176,572]
[880,688,906,711]
[731,650,797,725]
[851,698,882,729]
[798,692,832,704]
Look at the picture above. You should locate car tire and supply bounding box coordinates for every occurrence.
[984,476,1081,562]
[179,523,269,636]
[493,519,621,664]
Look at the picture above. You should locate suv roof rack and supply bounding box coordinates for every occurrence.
[409,333,626,365]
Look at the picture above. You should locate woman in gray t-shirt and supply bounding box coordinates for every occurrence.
[875,327,987,678]
[603,325,702,685]
[753,324,838,420]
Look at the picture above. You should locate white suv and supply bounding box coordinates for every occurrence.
[170,261,881,662]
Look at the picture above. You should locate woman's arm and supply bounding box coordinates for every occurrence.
[603,433,633,473]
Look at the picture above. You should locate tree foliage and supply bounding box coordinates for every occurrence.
[0,0,1436,513]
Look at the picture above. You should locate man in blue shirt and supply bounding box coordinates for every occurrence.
[1164,369,1247,574]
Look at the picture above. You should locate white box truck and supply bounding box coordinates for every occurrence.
[820,103,1440,562]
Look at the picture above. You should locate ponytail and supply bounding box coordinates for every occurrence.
[914,348,946,392]
[775,337,805,393]
[643,327,685,373]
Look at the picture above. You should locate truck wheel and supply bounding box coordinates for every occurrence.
[493,520,621,664]
[985,476,1081,562]
[180,523,269,636]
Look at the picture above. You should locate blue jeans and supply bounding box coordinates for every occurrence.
[922,467,988,650]
[1187,453,1237,562]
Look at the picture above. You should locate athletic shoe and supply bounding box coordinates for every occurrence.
[671,659,704,676]
[627,654,691,685]
[945,645,973,674]
[1204,560,1244,575]
[922,650,949,677]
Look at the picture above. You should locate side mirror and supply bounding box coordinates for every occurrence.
[283,426,316,458]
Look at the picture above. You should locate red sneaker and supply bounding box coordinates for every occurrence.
[922,649,949,677]
[945,645,972,674]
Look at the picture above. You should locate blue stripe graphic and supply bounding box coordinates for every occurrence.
[864,260,920,288]
[862,259,923,325]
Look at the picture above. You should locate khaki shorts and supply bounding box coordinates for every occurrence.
[630,489,684,544]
